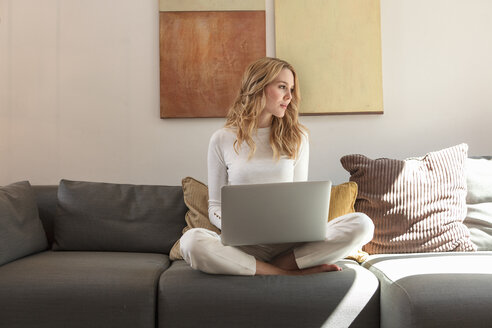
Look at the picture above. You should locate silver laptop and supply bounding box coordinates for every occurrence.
[220,180,332,246]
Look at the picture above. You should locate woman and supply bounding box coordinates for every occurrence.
[180,57,374,276]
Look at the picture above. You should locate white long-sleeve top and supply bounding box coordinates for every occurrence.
[207,126,309,230]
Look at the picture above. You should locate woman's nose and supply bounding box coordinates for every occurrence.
[285,90,292,100]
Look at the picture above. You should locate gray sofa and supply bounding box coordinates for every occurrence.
[1,177,491,328]
[0,180,380,328]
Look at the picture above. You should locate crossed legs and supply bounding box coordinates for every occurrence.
[180,212,374,276]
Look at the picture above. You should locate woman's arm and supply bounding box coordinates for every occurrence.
[207,131,227,230]
[293,133,309,181]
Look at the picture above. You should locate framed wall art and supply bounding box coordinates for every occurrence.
[275,0,383,115]
[159,0,266,118]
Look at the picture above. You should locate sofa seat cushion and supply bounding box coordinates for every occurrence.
[158,260,380,328]
[362,252,492,328]
[0,251,170,328]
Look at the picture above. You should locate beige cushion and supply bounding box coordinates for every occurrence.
[170,178,367,262]
[169,177,220,260]
[341,143,476,254]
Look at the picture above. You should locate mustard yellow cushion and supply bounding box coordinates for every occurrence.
[328,181,357,221]
[329,182,369,263]
[169,178,368,263]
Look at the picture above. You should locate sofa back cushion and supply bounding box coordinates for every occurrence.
[0,181,48,266]
[341,144,476,254]
[53,180,187,253]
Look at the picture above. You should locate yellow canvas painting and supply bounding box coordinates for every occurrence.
[275,0,383,114]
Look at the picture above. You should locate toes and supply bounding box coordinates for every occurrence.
[321,264,342,272]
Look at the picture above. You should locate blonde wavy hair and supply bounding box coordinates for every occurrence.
[225,57,307,160]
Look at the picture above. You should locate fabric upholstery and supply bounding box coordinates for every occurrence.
[32,185,58,246]
[362,252,492,328]
[158,260,380,328]
[169,177,365,261]
[0,251,169,328]
[53,179,187,253]
[465,156,492,250]
[0,181,48,266]
[341,144,476,254]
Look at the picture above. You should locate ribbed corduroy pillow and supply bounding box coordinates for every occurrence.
[341,144,476,254]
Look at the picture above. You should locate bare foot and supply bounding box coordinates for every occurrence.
[318,264,342,272]
[286,264,342,276]
[255,260,342,276]
[269,251,342,274]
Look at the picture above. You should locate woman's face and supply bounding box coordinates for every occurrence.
[258,68,294,127]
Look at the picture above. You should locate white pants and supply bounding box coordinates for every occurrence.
[180,212,374,275]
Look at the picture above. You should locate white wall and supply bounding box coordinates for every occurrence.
[1,0,491,186]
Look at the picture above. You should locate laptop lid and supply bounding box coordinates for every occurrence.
[220,180,332,246]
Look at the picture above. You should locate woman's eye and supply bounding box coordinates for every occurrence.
[278,85,293,93]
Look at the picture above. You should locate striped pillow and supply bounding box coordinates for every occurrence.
[340,144,476,254]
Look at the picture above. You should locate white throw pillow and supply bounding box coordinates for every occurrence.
[465,157,492,251]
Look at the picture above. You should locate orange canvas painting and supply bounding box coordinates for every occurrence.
[160,11,266,118]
